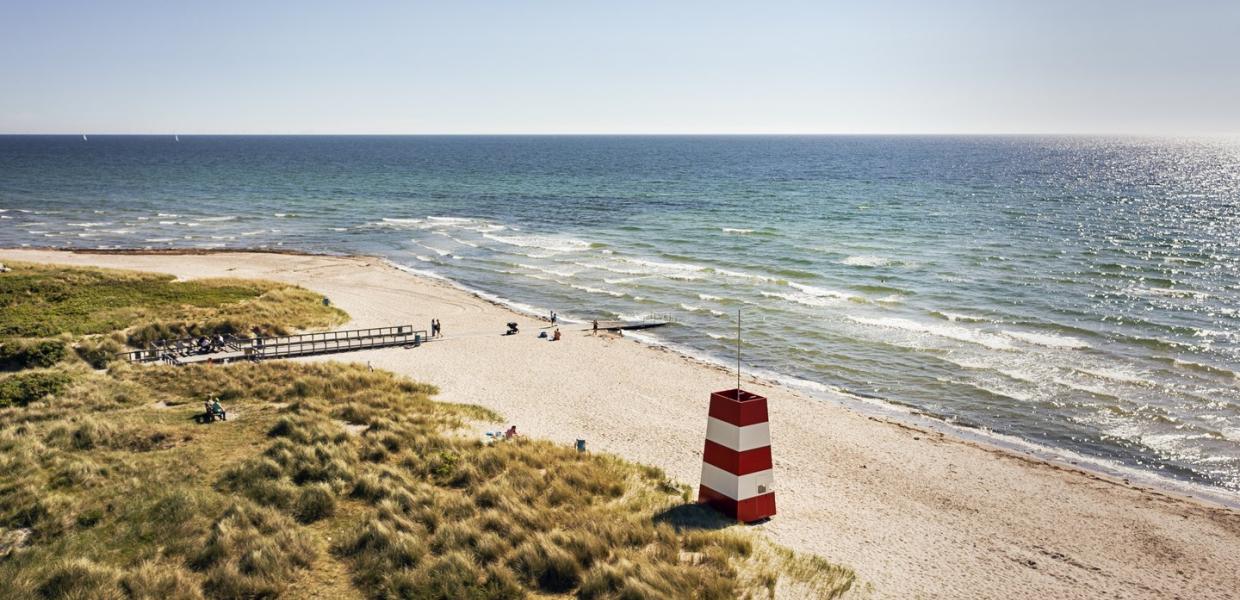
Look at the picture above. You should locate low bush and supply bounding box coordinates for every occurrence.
[74,337,124,370]
[0,370,73,407]
[0,339,66,371]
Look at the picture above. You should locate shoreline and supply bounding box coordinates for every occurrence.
[4,247,1239,599]
[18,245,1228,508]
[392,255,1240,512]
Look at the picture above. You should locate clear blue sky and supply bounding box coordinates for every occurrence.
[2,0,1237,134]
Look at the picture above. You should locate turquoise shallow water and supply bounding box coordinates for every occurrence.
[1,135,1238,494]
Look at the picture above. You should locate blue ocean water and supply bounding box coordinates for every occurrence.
[1,135,1238,494]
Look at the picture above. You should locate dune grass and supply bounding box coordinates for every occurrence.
[0,260,346,342]
[0,261,857,599]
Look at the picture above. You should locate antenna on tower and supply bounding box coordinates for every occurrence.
[736,309,742,396]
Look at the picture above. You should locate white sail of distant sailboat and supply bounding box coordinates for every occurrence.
[175,134,180,142]
[82,134,87,141]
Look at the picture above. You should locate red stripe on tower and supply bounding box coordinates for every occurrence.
[698,388,776,522]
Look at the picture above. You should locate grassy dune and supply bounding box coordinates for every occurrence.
[0,261,856,599]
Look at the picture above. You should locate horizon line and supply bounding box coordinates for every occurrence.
[3,132,1238,138]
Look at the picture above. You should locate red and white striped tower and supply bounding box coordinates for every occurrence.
[698,388,776,522]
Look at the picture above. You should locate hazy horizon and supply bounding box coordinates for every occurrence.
[3,1,1238,136]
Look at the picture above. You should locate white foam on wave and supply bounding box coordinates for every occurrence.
[699,293,722,301]
[424,246,451,257]
[760,290,839,308]
[931,310,993,323]
[721,227,754,234]
[484,233,591,253]
[1074,367,1152,386]
[67,222,112,228]
[712,267,780,283]
[371,218,424,229]
[839,255,894,267]
[516,263,579,278]
[443,234,479,248]
[1004,330,1091,349]
[427,216,472,223]
[198,215,238,222]
[1051,377,1118,399]
[788,281,859,301]
[144,237,176,243]
[569,284,625,298]
[1129,286,1211,300]
[604,257,708,281]
[850,316,1015,350]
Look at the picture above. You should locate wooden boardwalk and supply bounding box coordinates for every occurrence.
[120,325,427,366]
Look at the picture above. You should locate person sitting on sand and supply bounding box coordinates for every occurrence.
[552,328,561,341]
[505,425,518,439]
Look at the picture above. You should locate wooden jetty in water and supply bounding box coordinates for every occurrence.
[120,325,426,366]
[589,320,670,332]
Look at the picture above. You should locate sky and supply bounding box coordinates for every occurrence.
[1,0,1238,135]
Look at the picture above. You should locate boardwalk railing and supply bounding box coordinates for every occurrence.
[244,325,414,349]
[245,328,424,361]
[118,333,244,364]
[120,325,424,365]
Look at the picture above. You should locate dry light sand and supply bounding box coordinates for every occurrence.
[4,249,1239,600]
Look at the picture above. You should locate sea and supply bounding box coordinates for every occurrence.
[1,135,1237,499]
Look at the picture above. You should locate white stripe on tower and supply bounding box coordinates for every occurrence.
[704,417,772,453]
[700,463,775,500]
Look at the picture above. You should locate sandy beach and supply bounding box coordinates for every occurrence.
[4,248,1238,600]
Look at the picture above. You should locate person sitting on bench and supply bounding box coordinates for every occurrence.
[204,398,227,422]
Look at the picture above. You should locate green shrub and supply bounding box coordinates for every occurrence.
[74,338,124,370]
[0,339,66,371]
[0,370,73,407]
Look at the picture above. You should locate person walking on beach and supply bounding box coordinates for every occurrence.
[592,319,598,335]
[550,311,557,325]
